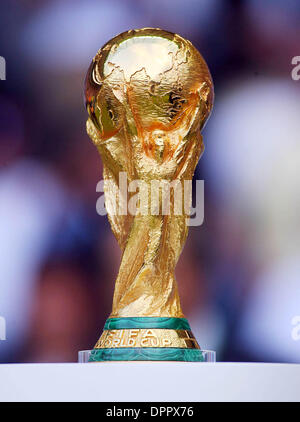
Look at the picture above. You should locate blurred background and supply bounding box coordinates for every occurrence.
[0,0,300,363]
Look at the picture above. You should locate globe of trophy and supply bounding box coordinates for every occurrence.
[83,28,214,362]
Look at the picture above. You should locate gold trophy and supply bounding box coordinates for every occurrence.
[83,28,214,362]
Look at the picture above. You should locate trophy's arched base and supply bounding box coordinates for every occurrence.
[78,348,216,363]
[79,317,216,363]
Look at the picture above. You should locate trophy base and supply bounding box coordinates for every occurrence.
[80,317,216,363]
[78,349,216,362]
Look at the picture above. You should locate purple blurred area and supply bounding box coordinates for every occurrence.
[0,0,300,363]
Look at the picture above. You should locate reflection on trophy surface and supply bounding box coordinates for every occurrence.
[84,28,214,362]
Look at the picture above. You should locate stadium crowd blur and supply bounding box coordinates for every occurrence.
[0,0,300,363]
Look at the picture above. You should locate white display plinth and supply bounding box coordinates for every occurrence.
[0,362,299,402]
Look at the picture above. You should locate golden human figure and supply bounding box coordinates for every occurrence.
[84,28,213,361]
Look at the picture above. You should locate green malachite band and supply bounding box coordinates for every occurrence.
[104,317,191,331]
[89,347,205,362]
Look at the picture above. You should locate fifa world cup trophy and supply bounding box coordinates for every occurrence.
[84,28,214,362]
